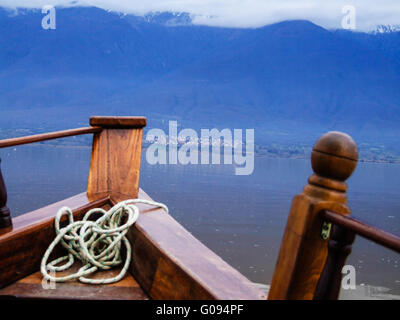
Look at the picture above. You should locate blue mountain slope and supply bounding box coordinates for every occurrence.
[0,7,399,149]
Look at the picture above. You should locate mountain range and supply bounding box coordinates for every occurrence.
[0,6,399,155]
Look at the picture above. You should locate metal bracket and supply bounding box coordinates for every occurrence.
[321,221,332,240]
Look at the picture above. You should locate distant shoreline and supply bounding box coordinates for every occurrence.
[3,142,400,165]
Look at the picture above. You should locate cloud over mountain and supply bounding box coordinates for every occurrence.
[0,0,400,31]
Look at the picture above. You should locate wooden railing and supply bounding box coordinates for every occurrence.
[321,210,400,253]
[1,122,399,300]
[0,116,146,230]
[0,127,103,229]
[0,127,102,149]
[312,209,400,300]
[268,131,400,300]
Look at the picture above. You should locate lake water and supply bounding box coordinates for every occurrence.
[1,144,399,299]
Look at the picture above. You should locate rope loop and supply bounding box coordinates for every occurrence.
[41,199,168,284]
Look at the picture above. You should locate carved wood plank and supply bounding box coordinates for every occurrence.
[87,126,144,202]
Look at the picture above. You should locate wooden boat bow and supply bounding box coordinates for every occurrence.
[0,116,265,300]
[0,119,398,300]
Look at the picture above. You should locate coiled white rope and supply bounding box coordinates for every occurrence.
[41,199,168,284]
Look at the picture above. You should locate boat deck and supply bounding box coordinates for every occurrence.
[0,264,149,300]
[0,191,265,300]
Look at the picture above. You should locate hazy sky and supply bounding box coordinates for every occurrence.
[1,0,399,31]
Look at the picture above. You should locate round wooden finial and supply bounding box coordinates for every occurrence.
[311,131,358,181]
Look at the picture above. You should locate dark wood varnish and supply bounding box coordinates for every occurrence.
[314,225,355,300]
[0,159,11,229]
[90,116,147,128]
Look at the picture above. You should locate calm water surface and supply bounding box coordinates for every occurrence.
[1,144,399,297]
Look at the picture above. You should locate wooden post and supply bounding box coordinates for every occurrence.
[0,158,12,229]
[268,131,358,300]
[87,116,147,203]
